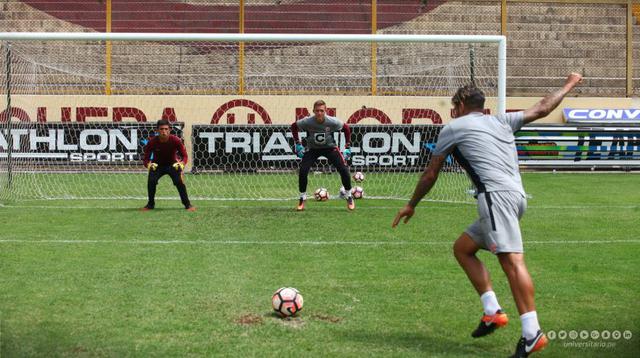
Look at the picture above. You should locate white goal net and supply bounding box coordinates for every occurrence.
[0,33,505,202]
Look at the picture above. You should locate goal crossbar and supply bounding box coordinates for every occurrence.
[0,32,507,114]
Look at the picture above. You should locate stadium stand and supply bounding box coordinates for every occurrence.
[0,0,638,97]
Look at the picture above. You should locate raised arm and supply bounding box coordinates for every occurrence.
[522,73,582,125]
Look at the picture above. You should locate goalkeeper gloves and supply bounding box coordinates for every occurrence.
[295,143,305,158]
[147,162,158,171]
[343,148,352,161]
[172,162,185,172]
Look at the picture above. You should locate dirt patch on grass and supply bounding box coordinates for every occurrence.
[235,313,264,325]
[312,314,343,323]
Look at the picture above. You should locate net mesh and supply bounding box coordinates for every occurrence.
[0,37,501,202]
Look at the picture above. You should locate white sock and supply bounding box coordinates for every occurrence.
[300,192,307,200]
[480,290,501,315]
[520,311,541,340]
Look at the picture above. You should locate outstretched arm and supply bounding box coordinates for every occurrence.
[392,155,447,227]
[522,73,582,124]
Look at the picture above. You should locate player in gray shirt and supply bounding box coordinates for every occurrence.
[392,73,582,358]
[291,100,355,211]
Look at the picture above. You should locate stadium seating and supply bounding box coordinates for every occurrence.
[0,0,638,96]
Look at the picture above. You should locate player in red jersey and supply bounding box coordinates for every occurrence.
[141,119,195,211]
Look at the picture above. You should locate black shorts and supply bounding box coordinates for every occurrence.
[301,147,347,169]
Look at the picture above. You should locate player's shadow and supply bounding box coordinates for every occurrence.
[342,329,493,356]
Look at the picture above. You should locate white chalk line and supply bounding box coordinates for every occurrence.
[0,204,637,210]
[0,239,638,246]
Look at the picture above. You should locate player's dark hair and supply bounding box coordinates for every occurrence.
[313,99,326,110]
[452,85,485,110]
[156,119,170,128]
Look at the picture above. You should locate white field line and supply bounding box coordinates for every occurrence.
[0,204,638,210]
[0,204,426,210]
[0,239,638,245]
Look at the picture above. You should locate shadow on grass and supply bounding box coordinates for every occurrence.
[341,329,499,356]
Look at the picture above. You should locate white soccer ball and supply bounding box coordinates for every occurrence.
[314,188,329,201]
[352,171,365,182]
[351,186,364,199]
[272,287,304,317]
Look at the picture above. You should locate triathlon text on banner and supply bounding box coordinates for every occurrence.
[0,122,184,167]
[191,124,444,172]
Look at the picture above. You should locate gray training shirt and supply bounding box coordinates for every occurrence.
[296,115,344,149]
[432,111,525,195]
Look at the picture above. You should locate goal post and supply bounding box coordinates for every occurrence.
[0,32,507,202]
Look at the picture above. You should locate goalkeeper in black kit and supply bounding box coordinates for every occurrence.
[141,119,196,212]
[291,100,354,211]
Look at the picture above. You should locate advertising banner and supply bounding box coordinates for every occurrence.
[0,122,184,167]
[516,126,640,167]
[191,124,444,172]
[563,108,640,124]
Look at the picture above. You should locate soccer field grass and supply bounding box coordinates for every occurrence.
[0,173,638,357]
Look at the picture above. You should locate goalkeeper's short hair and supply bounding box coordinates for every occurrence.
[156,119,170,128]
[313,99,326,110]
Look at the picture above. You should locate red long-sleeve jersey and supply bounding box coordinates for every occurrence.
[142,135,188,167]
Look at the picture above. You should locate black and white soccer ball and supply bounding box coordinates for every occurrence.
[351,186,364,199]
[314,188,329,201]
[272,287,304,317]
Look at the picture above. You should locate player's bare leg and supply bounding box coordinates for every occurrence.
[454,233,508,337]
[454,233,493,294]
[498,253,547,356]
[498,253,535,315]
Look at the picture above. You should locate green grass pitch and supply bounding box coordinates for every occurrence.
[0,173,638,357]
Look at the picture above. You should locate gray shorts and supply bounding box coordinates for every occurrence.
[465,191,527,254]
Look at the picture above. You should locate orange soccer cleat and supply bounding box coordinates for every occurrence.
[346,196,355,211]
[471,310,509,338]
[296,198,306,211]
